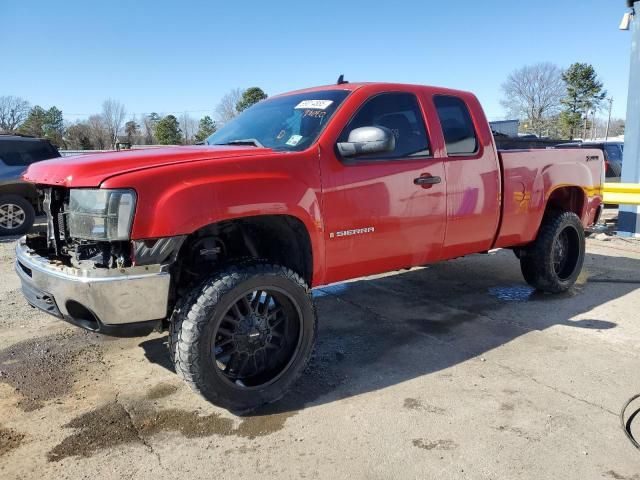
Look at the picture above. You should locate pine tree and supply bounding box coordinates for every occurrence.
[559,63,606,139]
[155,115,182,145]
[194,116,217,142]
[235,87,268,112]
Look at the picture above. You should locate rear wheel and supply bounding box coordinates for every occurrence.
[520,211,585,293]
[0,195,35,236]
[169,262,316,412]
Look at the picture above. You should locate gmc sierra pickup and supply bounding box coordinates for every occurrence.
[15,82,604,411]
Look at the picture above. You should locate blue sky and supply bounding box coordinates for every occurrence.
[1,0,633,122]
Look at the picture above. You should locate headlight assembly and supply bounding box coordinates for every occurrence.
[67,189,136,241]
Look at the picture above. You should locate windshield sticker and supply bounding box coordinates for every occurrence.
[285,135,303,146]
[295,100,334,110]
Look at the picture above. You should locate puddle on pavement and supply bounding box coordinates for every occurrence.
[312,283,349,298]
[0,331,104,411]
[488,283,586,303]
[47,401,295,462]
[0,425,25,458]
[488,285,536,302]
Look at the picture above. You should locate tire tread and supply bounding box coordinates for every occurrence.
[169,260,316,410]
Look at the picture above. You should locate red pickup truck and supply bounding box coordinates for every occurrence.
[16,82,604,411]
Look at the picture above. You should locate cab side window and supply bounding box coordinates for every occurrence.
[434,95,478,156]
[338,92,430,160]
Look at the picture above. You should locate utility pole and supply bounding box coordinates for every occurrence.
[604,97,614,141]
[618,0,640,237]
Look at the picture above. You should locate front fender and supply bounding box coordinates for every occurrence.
[101,152,326,282]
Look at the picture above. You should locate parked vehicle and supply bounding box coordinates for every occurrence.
[15,82,604,411]
[0,134,60,235]
[556,141,624,182]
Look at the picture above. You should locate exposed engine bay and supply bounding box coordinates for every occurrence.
[25,187,134,269]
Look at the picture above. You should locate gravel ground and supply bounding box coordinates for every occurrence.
[0,233,639,479]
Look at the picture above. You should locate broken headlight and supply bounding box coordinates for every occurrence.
[67,189,136,241]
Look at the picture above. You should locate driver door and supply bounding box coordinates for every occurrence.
[320,91,446,284]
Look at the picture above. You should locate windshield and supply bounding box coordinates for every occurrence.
[206,90,350,151]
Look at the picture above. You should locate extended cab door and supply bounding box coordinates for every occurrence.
[319,90,446,284]
[429,94,501,259]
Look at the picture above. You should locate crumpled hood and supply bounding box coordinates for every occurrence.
[23,145,273,187]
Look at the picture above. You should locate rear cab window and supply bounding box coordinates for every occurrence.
[434,95,478,156]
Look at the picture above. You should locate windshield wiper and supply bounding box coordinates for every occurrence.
[214,138,264,148]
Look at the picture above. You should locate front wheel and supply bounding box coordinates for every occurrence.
[169,262,316,412]
[520,211,585,293]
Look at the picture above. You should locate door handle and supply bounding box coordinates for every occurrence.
[413,175,441,187]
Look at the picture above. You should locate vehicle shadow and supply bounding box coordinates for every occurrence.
[139,249,639,417]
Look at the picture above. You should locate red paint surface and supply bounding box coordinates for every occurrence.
[23,83,604,287]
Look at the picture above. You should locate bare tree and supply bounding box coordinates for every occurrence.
[215,88,243,123]
[179,112,199,144]
[87,114,109,150]
[0,96,30,132]
[64,121,93,149]
[141,113,160,145]
[102,99,126,148]
[501,63,565,136]
[609,118,625,137]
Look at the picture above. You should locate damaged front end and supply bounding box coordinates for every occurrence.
[28,187,136,269]
[16,186,184,336]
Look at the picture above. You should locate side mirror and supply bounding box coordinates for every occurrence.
[337,126,395,158]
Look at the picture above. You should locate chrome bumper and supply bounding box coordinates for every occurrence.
[15,237,170,327]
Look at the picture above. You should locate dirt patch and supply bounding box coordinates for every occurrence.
[405,311,478,336]
[0,331,105,411]
[145,383,179,400]
[403,398,446,415]
[234,410,294,438]
[0,425,25,458]
[500,402,515,411]
[47,402,140,462]
[494,424,539,442]
[412,438,457,451]
[604,470,640,480]
[48,400,295,461]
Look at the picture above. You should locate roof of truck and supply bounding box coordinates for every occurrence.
[272,82,474,98]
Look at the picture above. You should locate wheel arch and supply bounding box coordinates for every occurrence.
[544,185,587,219]
[174,214,315,288]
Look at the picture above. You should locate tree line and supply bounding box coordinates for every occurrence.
[0,87,268,149]
[501,62,624,139]
[1,70,625,148]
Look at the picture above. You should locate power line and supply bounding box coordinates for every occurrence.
[63,108,216,118]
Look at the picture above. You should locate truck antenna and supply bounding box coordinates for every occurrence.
[337,74,348,85]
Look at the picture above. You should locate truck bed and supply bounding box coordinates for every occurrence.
[494,148,604,248]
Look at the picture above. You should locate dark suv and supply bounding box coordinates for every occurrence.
[555,141,624,182]
[0,134,60,235]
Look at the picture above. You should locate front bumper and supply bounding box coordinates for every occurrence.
[15,237,170,333]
